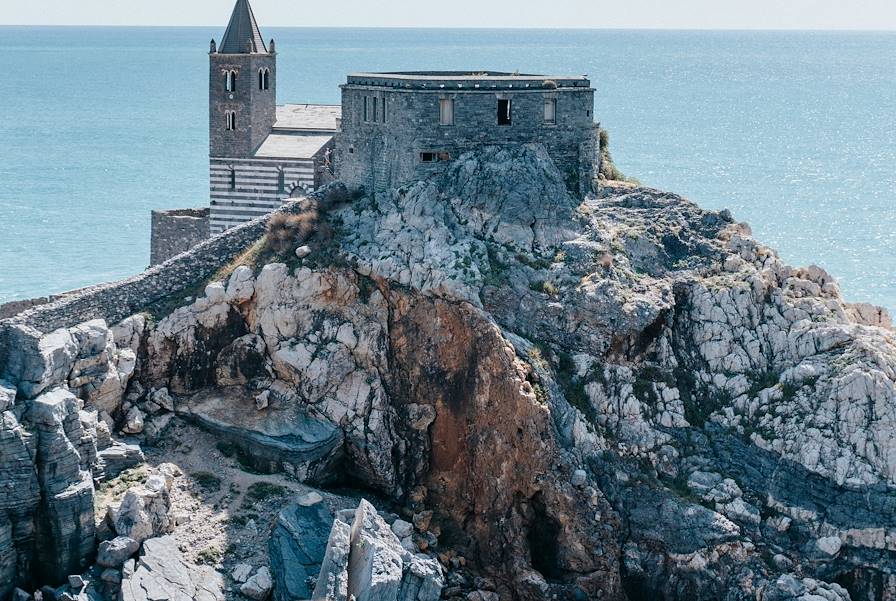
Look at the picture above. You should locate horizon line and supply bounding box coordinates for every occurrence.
[1,24,895,33]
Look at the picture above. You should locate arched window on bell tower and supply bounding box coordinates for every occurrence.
[225,70,237,92]
[258,68,270,90]
[225,111,236,131]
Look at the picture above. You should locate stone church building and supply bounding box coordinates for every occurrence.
[150,0,599,264]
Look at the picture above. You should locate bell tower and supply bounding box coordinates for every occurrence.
[209,0,276,158]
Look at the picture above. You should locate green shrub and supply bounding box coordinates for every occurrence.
[192,472,222,493]
[244,482,288,505]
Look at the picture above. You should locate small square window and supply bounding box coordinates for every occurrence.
[420,152,437,163]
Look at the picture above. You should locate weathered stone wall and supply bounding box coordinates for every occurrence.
[209,51,276,158]
[0,185,347,349]
[150,208,210,266]
[335,76,598,197]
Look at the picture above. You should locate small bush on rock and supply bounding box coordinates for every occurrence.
[192,471,222,493]
[244,482,288,505]
[265,211,319,255]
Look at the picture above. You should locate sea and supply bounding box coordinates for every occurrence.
[0,27,894,311]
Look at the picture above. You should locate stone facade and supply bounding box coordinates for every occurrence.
[209,152,329,235]
[335,72,599,197]
[204,3,339,236]
[209,50,276,159]
[150,208,210,266]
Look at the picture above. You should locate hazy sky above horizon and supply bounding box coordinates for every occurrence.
[1,0,895,29]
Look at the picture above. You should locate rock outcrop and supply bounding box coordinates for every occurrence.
[119,535,224,601]
[311,499,444,601]
[2,144,896,600]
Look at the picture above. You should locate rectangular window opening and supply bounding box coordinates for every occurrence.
[229,169,236,191]
[420,151,451,163]
[439,98,454,126]
[382,98,387,123]
[498,99,512,125]
[363,96,369,122]
[544,98,557,124]
[373,97,378,123]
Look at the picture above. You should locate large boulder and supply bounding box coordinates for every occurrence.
[97,536,140,568]
[110,473,174,544]
[312,499,443,601]
[120,535,224,601]
[269,495,334,600]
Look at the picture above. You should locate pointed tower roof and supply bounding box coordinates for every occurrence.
[218,0,267,54]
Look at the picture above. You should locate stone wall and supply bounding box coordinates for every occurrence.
[0,184,348,354]
[336,76,598,197]
[209,157,315,235]
[209,51,276,159]
[150,208,210,266]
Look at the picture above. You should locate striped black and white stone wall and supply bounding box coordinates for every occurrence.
[209,157,317,235]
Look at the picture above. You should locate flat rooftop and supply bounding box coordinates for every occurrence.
[345,71,591,90]
[254,133,333,160]
[273,104,341,132]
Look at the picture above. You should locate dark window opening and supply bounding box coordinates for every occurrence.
[277,169,285,194]
[363,97,369,122]
[420,152,451,163]
[373,97,378,123]
[498,99,512,125]
[229,168,236,191]
[259,70,264,90]
[382,98,387,123]
[226,70,237,92]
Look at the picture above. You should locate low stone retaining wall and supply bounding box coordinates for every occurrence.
[0,184,350,365]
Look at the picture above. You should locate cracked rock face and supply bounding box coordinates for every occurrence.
[120,535,224,601]
[3,144,896,600]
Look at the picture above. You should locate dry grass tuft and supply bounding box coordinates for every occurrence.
[265,210,319,255]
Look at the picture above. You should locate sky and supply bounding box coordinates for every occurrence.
[1,0,895,29]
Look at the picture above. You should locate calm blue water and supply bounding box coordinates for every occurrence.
[1,27,894,310]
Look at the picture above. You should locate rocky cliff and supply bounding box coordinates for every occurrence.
[1,144,895,601]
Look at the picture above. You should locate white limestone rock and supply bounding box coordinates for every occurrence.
[122,407,145,435]
[231,563,253,583]
[111,473,174,544]
[240,566,272,600]
[311,499,443,601]
[816,536,843,557]
[120,535,224,601]
[226,266,256,304]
